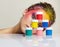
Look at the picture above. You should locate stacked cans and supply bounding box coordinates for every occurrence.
[25,11,52,37]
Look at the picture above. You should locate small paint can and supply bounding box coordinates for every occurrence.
[25,27,32,36]
[36,12,43,20]
[31,19,38,28]
[42,20,49,28]
[46,27,52,37]
[36,27,43,36]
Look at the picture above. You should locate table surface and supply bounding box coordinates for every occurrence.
[0,34,59,47]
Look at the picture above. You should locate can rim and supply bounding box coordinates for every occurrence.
[26,27,32,30]
[37,27,43,30]
[36,12,43,14]
[32,19,38,22]
[42,20,49,22]
[46,27,52,30]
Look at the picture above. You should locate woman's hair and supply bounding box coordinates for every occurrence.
[27,2,56,27]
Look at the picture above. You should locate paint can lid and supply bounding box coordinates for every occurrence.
[42,20,49,22]
[26,27,32,30]
[32,19,38,22]
[36,12,43,14]
[37,27,43,30]
[46,27,52,30]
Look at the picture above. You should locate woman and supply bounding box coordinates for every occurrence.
[0,2,56,34]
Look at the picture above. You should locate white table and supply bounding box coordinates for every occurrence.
[0,34,59,47]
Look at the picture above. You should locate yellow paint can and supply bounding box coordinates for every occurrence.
[31,19,38,28]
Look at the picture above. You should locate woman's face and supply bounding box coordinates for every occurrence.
[20,7,50,34]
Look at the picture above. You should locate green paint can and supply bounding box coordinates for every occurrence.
[25,27,32,36]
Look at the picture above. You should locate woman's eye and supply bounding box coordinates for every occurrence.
[38,22,42,27]
[32,13,36,19]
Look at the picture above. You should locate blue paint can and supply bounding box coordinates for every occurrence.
[42,20,49,28]
[46,27,52,37]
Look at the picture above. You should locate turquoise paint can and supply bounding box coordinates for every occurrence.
[25,27,32,36]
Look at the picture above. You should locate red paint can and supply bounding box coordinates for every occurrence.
[36,12,43,20]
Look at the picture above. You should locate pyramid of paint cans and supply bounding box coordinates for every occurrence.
[25,11,51,36]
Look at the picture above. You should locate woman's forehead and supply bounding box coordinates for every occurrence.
[24,9,44,15]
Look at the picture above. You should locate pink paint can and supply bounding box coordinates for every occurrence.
[36,27,43,36]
